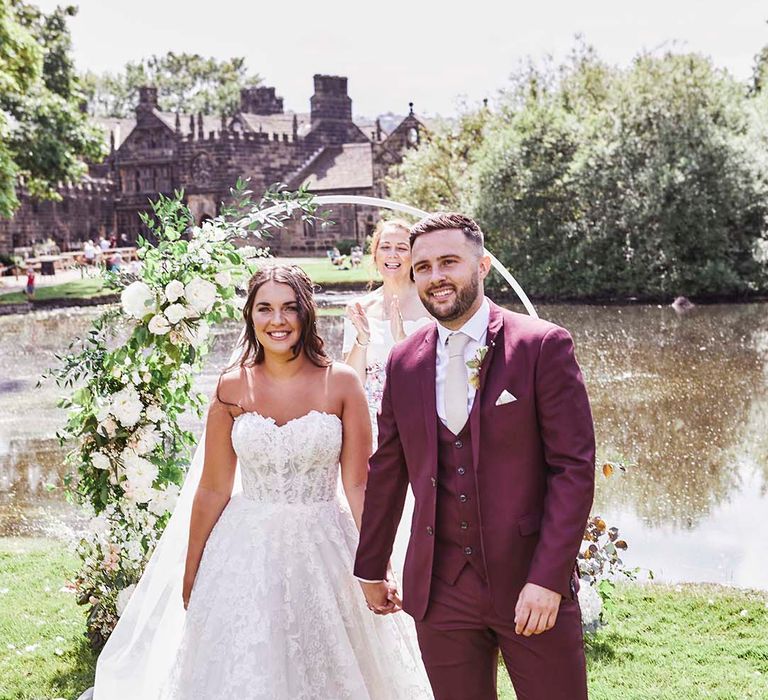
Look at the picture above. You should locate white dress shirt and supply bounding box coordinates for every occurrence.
[435,298,490,425]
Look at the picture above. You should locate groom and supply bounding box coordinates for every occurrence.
[355,213,595,700]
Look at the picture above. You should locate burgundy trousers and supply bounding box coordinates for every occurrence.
[414,566,588,700]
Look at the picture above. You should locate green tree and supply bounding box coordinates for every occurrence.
[0,0,105,218]
[392,44,768,300]
[385,106,491,213]
[82,53,262,118]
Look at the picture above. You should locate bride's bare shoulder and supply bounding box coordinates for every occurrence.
[211,365,249,411]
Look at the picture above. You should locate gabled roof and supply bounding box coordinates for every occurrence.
[234,112,312,137]
[289,143,374,192]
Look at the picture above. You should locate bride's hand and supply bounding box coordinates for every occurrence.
[390,295,405,342]
[182,575,195,610]
[346,302,370,346]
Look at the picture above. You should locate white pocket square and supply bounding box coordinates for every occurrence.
[495,389,517,406]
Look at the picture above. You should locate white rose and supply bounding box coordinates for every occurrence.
[91,452,111,471]
[132,425,161,456]
[110,386,144,428]
[116,584,136,617]
[214,270,231,287]
[148,483,181,517]
[184,277,217,315]
[164,303,187,325]
[145,404,164,423]
[121,282,156,319]
[124,481,155,504]
[148,314,171,336]
[578,581,603,632]
[164,280,185,303]
[111,366,122,380]
[143,372,152,384]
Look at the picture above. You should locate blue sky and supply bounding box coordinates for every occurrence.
[37,0,768,117]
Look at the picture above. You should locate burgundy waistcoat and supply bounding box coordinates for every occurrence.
[433,417,487,585]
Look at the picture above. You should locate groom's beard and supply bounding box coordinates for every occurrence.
[422,275,480,323]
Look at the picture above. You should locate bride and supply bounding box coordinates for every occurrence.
[92,264,432,699]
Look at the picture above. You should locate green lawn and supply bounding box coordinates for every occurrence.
[0,278,115,305]
[1,538,766,699]
[276,255,377,286]
[0,257,375,307]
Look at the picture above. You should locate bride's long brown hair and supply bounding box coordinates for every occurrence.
[230,264,330,369]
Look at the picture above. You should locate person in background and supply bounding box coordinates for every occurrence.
[24,267,36,300]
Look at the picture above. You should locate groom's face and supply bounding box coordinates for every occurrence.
[411,228,490,326]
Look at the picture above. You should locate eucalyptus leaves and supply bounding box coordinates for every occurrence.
[45,181,317,647]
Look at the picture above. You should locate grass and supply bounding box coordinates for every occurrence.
[0,257,374,307]
[0,539,97,700]
[1,538,766,699]
[275,255,377,286]
[0,278,115,305]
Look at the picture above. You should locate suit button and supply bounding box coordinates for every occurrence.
[426,526,434,536]
[459,494,468,503]
[430,476,437,487]
[460,521,469,530]
[457,467,466,475]
[464,546,473,556]
[454,440,463,449]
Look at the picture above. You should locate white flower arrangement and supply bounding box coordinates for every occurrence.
[44,183,319,648]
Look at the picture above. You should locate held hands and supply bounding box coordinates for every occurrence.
[360,577,402,615]
[514,582,562,636]
[346,302,371,346]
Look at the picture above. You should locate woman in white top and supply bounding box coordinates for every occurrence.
[343,220,433,577]
[343,219,434,440]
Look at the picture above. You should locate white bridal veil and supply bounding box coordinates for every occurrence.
[91,196,537,698]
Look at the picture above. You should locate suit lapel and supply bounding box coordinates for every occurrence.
[470,301,505,471]
[418,325,439,475]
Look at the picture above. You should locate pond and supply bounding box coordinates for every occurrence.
[1,300,766,588]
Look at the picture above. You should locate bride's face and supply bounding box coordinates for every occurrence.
[251,280,302,356]
[375,226,411,283]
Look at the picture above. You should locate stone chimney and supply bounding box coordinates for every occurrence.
[240,86,284,114]
[310,75,352,124]
[137,86,159,111]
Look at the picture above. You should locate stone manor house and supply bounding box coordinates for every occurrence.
[0,75,427,256]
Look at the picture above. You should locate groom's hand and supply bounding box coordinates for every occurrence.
[514,582,562,636]
[360,580,400,615]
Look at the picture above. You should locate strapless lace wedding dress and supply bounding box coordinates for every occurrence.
[160,410,432,700]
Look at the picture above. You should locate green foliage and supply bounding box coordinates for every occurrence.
[81,52,262,118]
[391,44,768,300]
[40,182,318,647]
[386,106,492,213]
[0,1,105,218]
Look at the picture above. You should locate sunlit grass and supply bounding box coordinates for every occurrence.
[1,539,766,699]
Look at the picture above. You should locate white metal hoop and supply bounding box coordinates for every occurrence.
[257,194,538,318]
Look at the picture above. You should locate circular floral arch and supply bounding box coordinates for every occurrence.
[48,185,617,648]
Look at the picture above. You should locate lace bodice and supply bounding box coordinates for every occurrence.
[230,410,342,504]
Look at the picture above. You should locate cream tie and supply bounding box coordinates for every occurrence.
[444,332,471,435]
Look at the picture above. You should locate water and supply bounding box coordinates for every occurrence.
[1,301,766,588]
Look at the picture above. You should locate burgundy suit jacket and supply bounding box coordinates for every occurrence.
[354,300,595,621]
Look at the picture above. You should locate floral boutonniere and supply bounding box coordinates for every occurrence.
[466,345,489,390]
